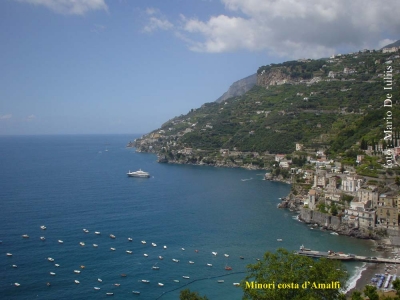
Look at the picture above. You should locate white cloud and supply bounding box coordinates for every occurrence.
[143,8,173,33]
[0,114,12,120]
[152,0,400,58]
[15,0,108,15]
[26,114,36,121]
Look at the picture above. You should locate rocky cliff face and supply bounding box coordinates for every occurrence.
[215,73,257,103]
[257,68,292,87]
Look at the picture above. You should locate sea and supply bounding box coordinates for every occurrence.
[0,134,376,300]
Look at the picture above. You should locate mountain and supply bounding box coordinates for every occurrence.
[130,48,399,169]
[381,39,400,49]
[215,73,257,103]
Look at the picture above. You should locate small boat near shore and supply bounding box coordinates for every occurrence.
[110,234,116,239]
[83,229,89,233]
[212,252,217,256]
[172,259,179,263]
[40,236,46,241]
[95,231,101,235]
[152,243,157,247]
[79,242,85,246]
[126,250,133,254]
[7,253,13,257]
[22,234,29,238]
[141,279,150,283]
[182,276,190,279]
[132,291,140,294]
[141,240,146,244]
[40,225,47,230]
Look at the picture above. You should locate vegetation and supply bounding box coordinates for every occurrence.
[179,289,209,300]
[134,48,400,170]
[241,248,348,300]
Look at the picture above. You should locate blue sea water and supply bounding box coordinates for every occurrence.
[0,135,375,299]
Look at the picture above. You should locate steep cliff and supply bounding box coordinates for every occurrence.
[215,73,257,103]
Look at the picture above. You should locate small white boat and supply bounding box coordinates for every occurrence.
[12,265,17,268]
[47,257,54,262]
[40,236,46,241]
[14,283,21,287]
[174,280,180,283]
[128,237,133,241]
[110,247,116,251]
[74,270,81,274]
[74,280,80,284]
[58,240,64,244]
[212,252,217,256]
[217,280,224,283]
[40,225,47,230]
[95,231,101,235]
[141,240,146,244]
[233,283,240,286]
[114,283,120,287]
[331,232,339,235]
[106,293,114,296]
[151,243,157,247]
[158,255,163,260]
[98,278,102,282]
[141,279,150,283]
[79,242,85,246]
[207,263,213,267]
[6,253,12,257]
[55,264,60,267]
[94,287,101,290]
[181,248,185,251]
[189,261,194,264]
[143,253,148,257]
[172,258,179,263]
[93,244,98,247]
[158,283,164,286]
[83,229,89,233]
[132,291,140,294]
[126,250,133,254]
[152,265,160,270]
[22,234,29,238]
[50,272,56,276]
[224,254,229,257]
[163,245,167,249]
[110,234,116,239]
[277,239,283,242]
[182,276,190,279]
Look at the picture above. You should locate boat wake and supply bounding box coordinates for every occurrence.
[241,178,253,182]
[343,263,367,293]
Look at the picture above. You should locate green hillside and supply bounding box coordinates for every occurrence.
[131,48,400,167]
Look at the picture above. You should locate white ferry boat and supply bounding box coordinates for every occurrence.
[127,169,150,178]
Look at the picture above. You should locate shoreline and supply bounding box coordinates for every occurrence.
[346,239,398,297]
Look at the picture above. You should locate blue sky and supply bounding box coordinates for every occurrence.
[1,0,399,135]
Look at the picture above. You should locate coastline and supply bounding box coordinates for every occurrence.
[346,239,398,297]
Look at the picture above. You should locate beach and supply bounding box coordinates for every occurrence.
[346,239,400,297]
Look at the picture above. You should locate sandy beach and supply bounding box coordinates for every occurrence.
[346,239,400,297]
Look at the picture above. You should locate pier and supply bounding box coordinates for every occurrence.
[296,246,400,264]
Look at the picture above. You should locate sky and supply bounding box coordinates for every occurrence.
[1,0,399,135]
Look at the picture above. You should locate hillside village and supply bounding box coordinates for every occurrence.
[129,45,400,240]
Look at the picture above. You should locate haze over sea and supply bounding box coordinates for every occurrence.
[0,134,376,299]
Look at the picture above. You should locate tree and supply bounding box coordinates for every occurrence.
[242,248,348,300]
[350,290,363,300]
[363,285,379,300]
[179,289,209,300]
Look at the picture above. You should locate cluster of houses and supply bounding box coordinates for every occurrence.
[272,145,400,231]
